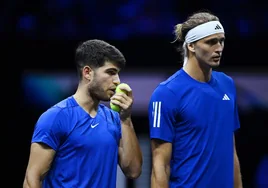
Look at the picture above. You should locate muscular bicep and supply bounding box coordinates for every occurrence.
[24,143,55,181]
[151,138,172,172]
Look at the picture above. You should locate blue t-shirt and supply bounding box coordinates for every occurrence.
[32,96,122,188]
[148,68,240,188]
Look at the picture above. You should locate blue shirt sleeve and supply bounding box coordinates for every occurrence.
[148,85,177,142]
[32,107,66,151]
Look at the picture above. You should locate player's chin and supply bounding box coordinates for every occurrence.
[99,94,111,101]
[107,90,115,99]
[210,60,221,68]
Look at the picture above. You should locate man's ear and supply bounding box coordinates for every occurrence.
[187,43,195,53]
[83,66,93,80]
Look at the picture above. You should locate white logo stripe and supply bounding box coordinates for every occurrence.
[157,102,161,128]
[152,101,162,128]
[153,102,158,127]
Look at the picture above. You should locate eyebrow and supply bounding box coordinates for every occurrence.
[203,37,225,44]
[105,68,119,72]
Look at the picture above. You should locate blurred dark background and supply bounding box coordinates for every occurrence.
[4,0,268,187]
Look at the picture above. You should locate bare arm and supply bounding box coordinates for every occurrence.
[23,143,55,188]
[118,118,143,179]
[151,139,172,188]
[110,84,142,179]
[234,135,243,188]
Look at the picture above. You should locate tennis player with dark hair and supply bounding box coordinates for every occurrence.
[23,39,143,188]
[148,11,243,188]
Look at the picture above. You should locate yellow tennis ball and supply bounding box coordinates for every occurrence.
[110,83,131,112]
[110,103,120,112]
[115,83,131,94]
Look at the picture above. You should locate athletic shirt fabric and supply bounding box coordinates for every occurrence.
[148,68,240,188]
[32,96,121,188]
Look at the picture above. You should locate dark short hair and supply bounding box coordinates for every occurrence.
[75,39,126,79]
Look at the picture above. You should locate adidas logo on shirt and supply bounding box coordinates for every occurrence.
[215,24,222,30]
[222,94,230,100]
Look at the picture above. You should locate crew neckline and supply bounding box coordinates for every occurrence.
[180,68,216,86]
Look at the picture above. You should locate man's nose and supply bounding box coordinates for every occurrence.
[113,75,120,85]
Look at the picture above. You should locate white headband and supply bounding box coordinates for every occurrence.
[185,21,224,43]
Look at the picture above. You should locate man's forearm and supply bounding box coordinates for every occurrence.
[23,175,42,188]
[151,166,170,188]
[120,118,143,178]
